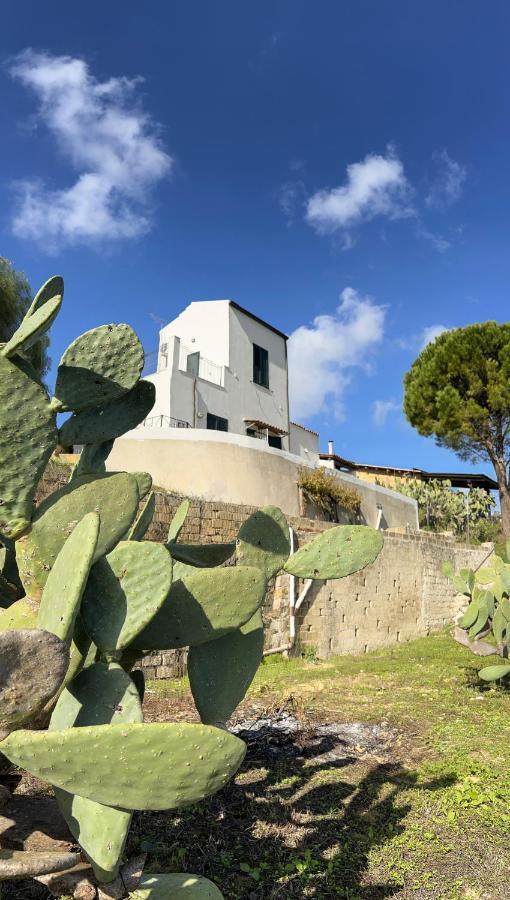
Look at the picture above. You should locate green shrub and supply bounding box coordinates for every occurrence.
[298,467,361,520]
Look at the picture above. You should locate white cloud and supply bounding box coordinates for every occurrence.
[426,150,466,210]
[288,287,385,420]
[277,179,306,222]
[416,226,451,253]
[420,324,448,349]
[9,50,172,250]
[305,150,413,242]
[372,399,400,427]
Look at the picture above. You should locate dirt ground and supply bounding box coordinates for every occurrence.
[2,633,510,899]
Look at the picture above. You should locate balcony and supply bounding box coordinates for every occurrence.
[140,415,191,429]
[178,345,224,386]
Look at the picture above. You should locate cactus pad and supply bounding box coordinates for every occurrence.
[50,661,143,730]
[236,506,290,580]
[131,873,224,898]
[478,663,510,681]
[26,275,64,316]
[0,629,69,727]
[0,722,246,810]
[132,471,153,500]
[135,565,266,650]
[53,324,144,412]
[38,512,99,645]
[284,525,384,580]
[127,491,156,541]
[70,440,114,480]
[0,354,57,538]
[0,597,38,631]
[81,540,173,651]
[1,294,62,359]
[167,499,190,542]
[168,542,236,568]
[50,662,142,883]
[189,610,264,724]
[16,473,139,599]
[59,380,155,446]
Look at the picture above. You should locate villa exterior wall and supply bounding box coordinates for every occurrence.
[107,429,418,528]
[144,300,290,447]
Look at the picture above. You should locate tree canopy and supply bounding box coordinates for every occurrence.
[403,322,510,535]
[0,257,50,378]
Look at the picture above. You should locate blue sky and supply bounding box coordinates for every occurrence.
[1,1,509,476]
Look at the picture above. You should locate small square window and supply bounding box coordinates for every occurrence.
[253,344,269,388]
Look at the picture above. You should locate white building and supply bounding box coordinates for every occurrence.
[144,299,320,461]
[107,298,417,528]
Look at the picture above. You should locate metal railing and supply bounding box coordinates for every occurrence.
[179,345,224,386]
[140,415,191,429]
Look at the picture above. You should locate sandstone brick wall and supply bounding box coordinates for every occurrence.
[37,464,492,676]
[296,529,491,657]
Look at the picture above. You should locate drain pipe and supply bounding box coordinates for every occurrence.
[263,528,314,657]
[375,504,383,530]
[263,526,295,658]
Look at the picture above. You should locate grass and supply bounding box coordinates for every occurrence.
[138,632,510,899]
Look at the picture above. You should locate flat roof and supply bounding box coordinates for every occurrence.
[229,300,288,341]
[319,454,498,491]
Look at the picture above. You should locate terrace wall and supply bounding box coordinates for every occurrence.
[38,464,491,677]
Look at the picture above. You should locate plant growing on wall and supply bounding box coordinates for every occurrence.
[298,466,361,521]
[0,274,384,898]
[443,547,510,682]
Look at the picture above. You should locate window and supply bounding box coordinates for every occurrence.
[268,434,282,450]
[246,427,257,438]
[253,343,269,388]
[207,413,228,432]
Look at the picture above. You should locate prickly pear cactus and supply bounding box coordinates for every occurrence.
[444,550,510,682]
[0,274,384,898]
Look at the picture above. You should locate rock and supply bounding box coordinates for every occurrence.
[98,852,147,898]
[36,861,97,898]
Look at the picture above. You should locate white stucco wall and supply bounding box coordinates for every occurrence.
[159,300,231,367]
[146,300,290,448]
[107,429,418,529]
[289,422,320,462]
[227,305,289,446]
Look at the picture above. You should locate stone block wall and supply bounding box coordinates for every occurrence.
[37,464,492,675]
[295,529,491,658]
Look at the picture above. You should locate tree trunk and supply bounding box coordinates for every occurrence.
[493,458,510,538]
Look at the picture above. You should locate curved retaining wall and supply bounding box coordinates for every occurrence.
[107,429,418,529]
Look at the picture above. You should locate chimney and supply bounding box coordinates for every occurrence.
[327,439,334,456]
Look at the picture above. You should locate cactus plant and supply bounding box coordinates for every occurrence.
[443,551,510,681]
[0,274,384,898]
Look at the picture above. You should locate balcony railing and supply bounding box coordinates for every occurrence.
[139,415,191,429]
[179,345,224,386]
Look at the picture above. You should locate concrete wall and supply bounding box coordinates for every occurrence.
[107,429,418,528]
[289,422,320,463]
